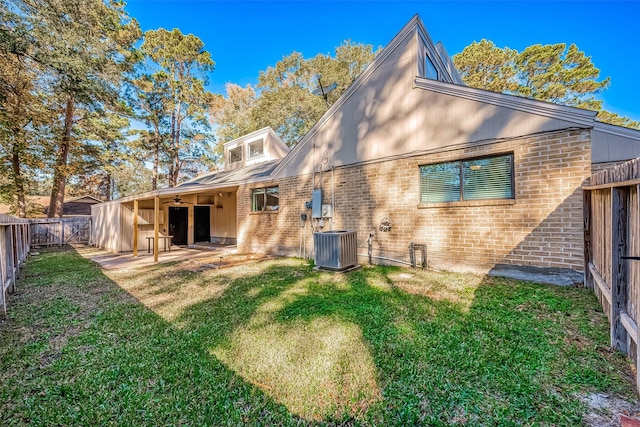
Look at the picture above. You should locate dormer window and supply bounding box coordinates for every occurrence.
[425,55,438,80]
[248,139,264,159]
[221,126,289,172]
[229,146,243,164]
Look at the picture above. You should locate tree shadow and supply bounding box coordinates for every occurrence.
[170,260,632,424]
[4,249,311,426]
[32,242,627,426]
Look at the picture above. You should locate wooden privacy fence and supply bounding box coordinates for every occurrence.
[29,216,91,246]
[0,214,30,317]
[583,157,640,392]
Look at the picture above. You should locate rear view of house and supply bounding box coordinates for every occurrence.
[92,15,640,282]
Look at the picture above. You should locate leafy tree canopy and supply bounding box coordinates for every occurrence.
[210,40,379,147]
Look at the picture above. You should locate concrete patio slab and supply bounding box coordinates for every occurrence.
[82,245,238,270]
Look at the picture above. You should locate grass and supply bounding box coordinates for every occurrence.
[0,247,637,426]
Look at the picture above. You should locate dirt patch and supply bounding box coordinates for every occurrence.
[39,325,81,368]
[579,392,640,427]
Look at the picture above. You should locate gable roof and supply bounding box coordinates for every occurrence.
[221,126,290,171]
[267,14,639,178]
[65,195,103,204]
[222,126,285,149]
[271,14,456,178]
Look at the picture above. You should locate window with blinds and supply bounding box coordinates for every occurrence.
[420,154,514,203]
[420,161,460,203]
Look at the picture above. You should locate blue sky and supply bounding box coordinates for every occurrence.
[125,1,640,121]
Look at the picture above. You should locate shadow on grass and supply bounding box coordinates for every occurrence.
[0,249,305,426]
[5,248,634,426]
[173,262,631,425]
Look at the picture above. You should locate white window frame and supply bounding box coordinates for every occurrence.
[248,139,265,160]
[228,146,243,164]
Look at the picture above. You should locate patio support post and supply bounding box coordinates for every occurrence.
[133,199,138,257]
[153,196,159,263]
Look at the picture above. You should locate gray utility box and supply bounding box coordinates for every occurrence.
[313,230,358,270]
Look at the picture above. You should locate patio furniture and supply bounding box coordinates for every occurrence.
[146,235,173,254]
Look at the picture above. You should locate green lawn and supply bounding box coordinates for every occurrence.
[0,247,637,426]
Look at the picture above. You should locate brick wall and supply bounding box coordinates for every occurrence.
[238,128,591,273]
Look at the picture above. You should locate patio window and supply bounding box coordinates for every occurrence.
[420,154,514,203]
[248,139,264,159]
[229,146,242,164]
[251,186,279,212]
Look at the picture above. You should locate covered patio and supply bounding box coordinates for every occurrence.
[91,133,284,263]
[91,184,239,263]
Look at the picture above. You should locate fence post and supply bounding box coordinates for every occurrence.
[12,225,19,279]
[611,186,629,353]
[0,226,5,317]
[583,189,593,289]
[60,221,64,247]
[6,225,15,294]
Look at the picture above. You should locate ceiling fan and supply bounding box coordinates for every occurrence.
[163,195,193,205]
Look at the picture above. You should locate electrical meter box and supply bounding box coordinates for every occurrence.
[312,189,323,218]
[321,204,333,218]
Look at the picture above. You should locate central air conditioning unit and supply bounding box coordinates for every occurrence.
[313,230,358,271]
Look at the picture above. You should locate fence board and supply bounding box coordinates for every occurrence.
[5,226,15,294]
[589,263,612,304]
[583,190,593,289]
[612,187,629,352]
[621,313,638,344]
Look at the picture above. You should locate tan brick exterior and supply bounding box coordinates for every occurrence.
[238,128,591,273]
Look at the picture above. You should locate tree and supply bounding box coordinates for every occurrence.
[9,0,142,217]
[451,39,517,94]
[0,4,52,217]
[453,40,639,129]
[7,0,140,216]
[140,29,215,187]
[210,40,379,148]
[595,111,640,129]
[514,43,609,108]
[255,40,379,145]
[129,73,172,189]
[68,112,134,200]
[209,83,258,146]
[453,41,610,105]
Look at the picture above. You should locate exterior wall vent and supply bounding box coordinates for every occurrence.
[313,231,358,270]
